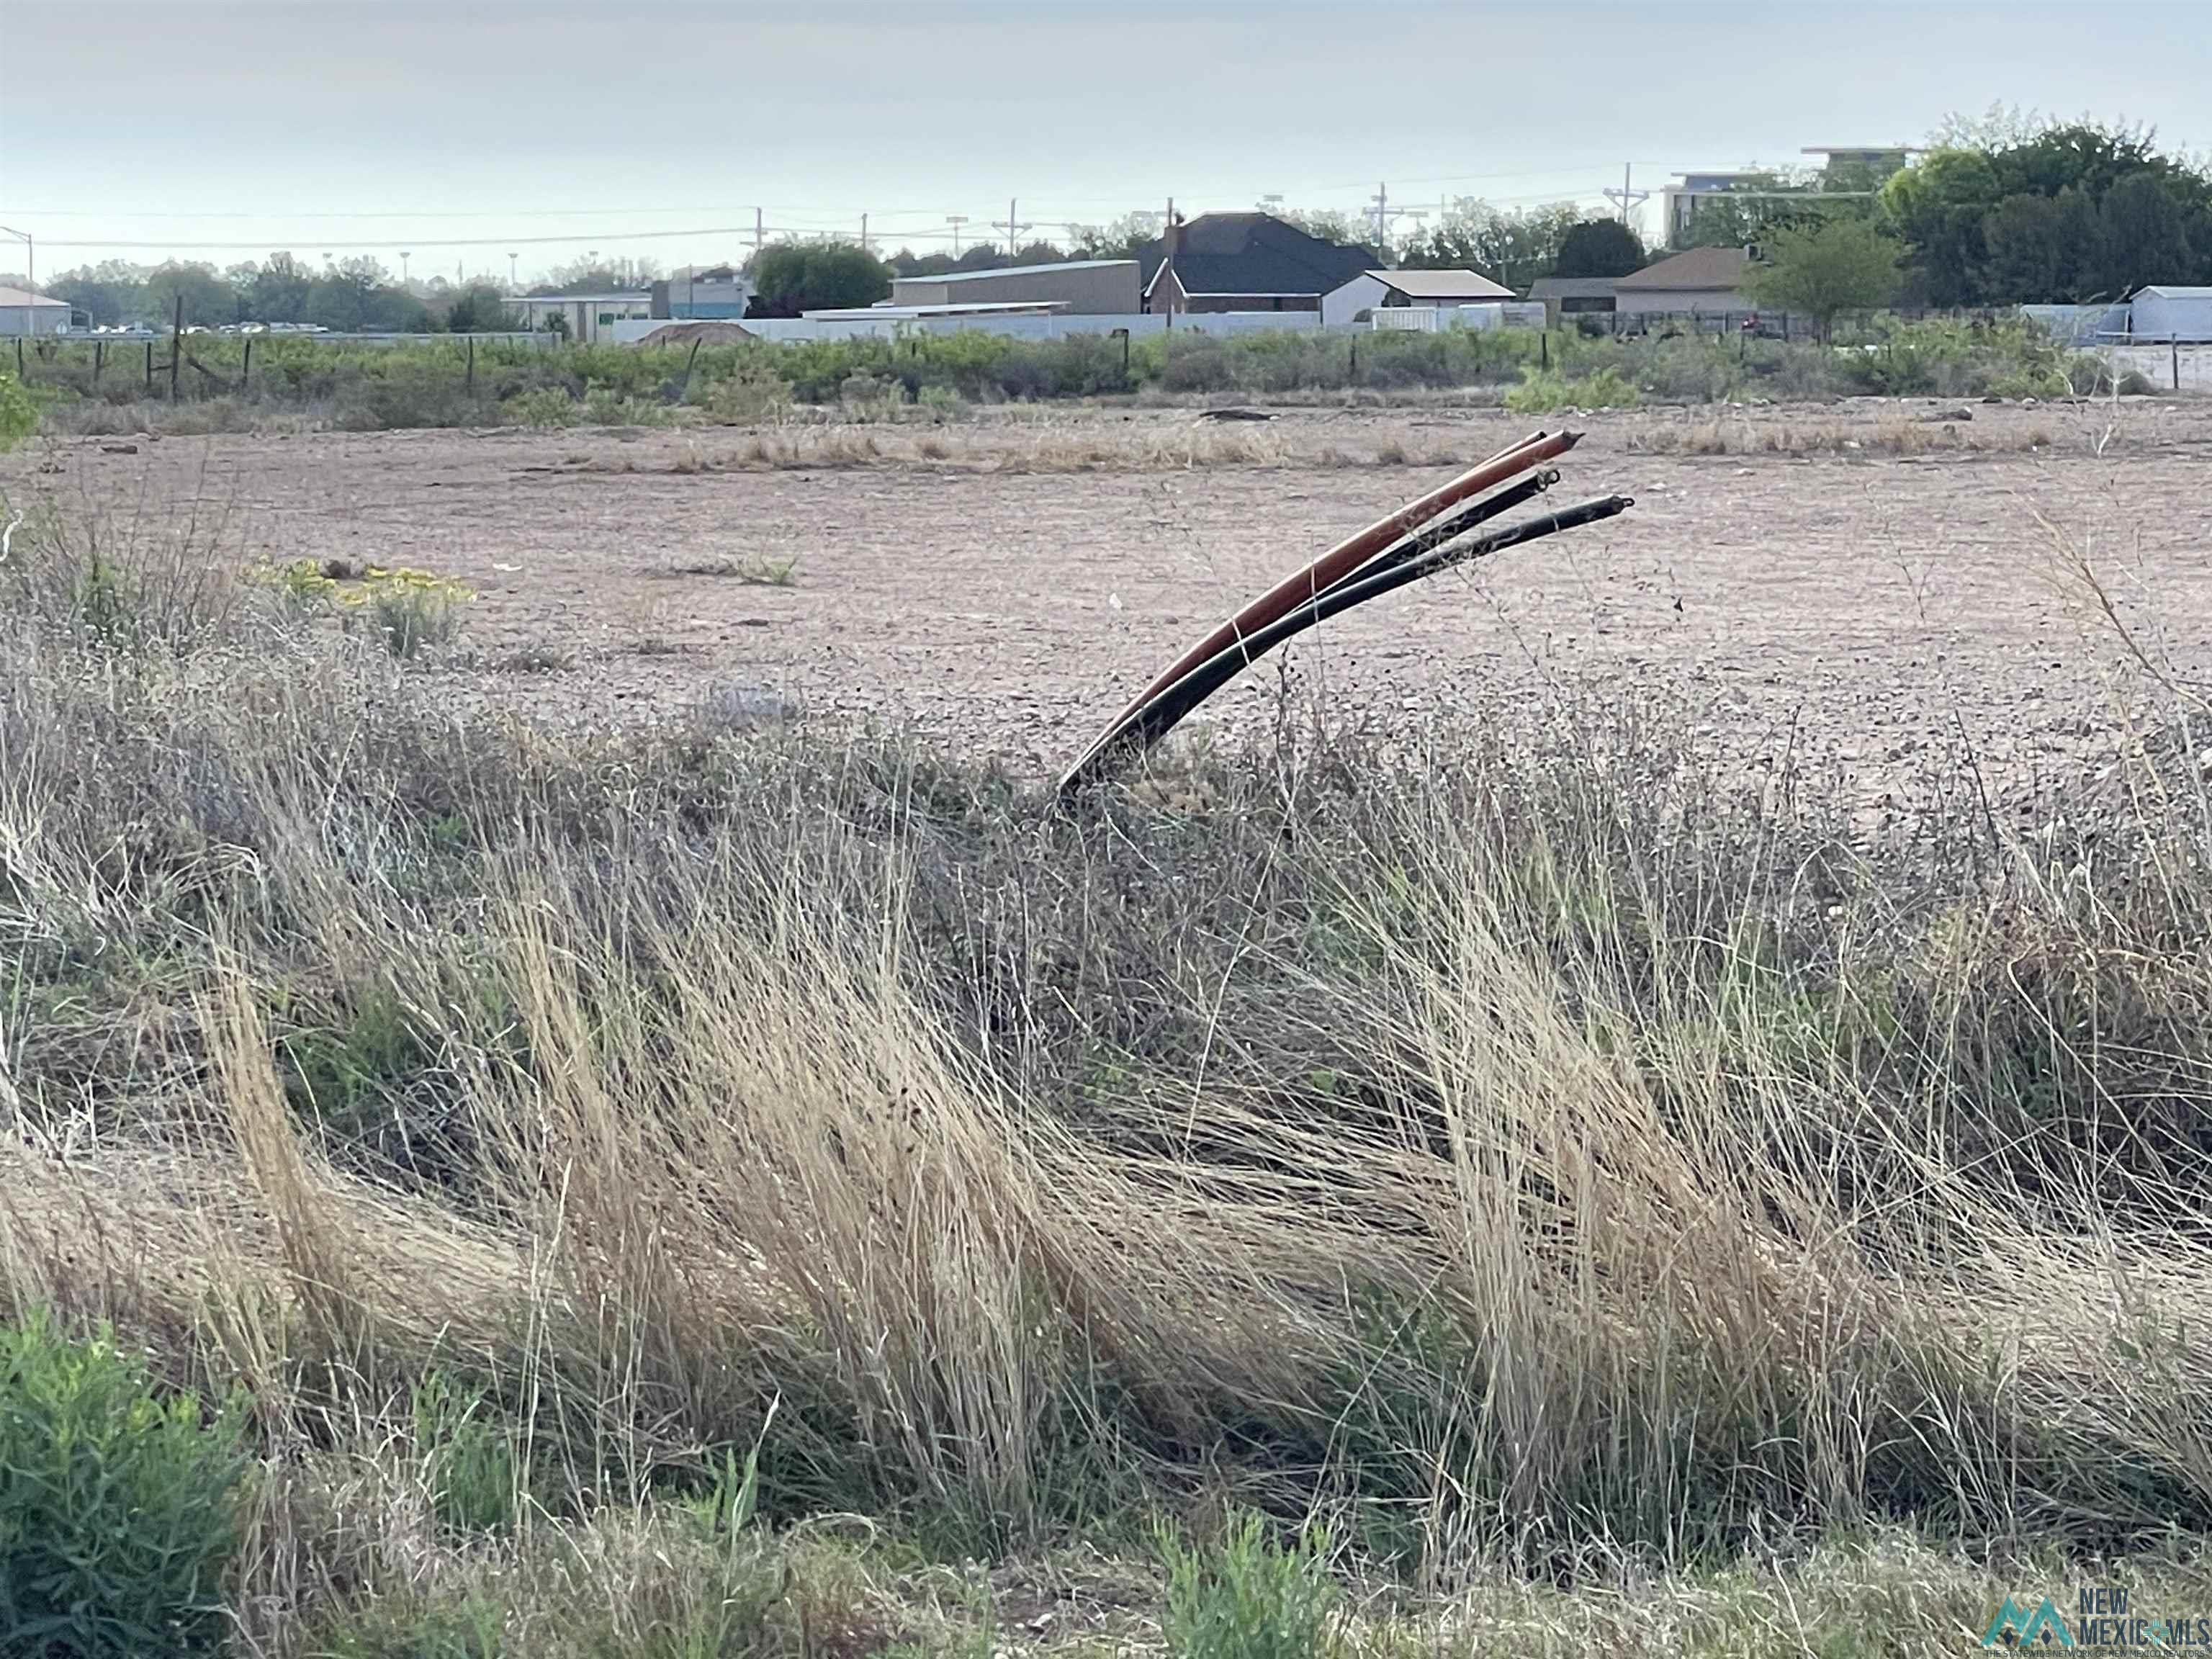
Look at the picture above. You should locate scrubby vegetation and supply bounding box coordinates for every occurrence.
[8,313,2131,443]
[2,454,2211,1652]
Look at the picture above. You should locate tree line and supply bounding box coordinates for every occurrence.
[44,254,521,333]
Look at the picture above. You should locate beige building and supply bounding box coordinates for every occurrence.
[1610,247,1755,318]
[890,260,1140,315]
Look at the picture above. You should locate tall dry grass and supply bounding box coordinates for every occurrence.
[1,495,2210,1649]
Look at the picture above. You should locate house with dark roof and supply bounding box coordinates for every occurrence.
[1610,246,1756,318]
[1141,212,1377,315]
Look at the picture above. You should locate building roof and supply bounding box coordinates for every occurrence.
[1527,276,1622,301]
[1366,268,1515,300]
[2136,286,2212,300]
[1613,246,1753,292]
[1144,212,1377,299]
[521,289,652,303]
[0,287,67,308]
[902,259,1138,286]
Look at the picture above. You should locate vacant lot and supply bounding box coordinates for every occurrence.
[11,395,2208,811]
[8,389,2212,1655]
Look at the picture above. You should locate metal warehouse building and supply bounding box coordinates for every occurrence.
[889,259,1141,315]
[2131,286,2212,341]
[0,286,71,336]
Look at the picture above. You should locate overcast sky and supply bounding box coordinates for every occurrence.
[4,0,2209,283]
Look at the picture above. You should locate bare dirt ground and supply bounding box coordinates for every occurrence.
[9,395,2211,826]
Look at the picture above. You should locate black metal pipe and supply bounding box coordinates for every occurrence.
[1058,494,1635,798]
[1316,467,1559,597]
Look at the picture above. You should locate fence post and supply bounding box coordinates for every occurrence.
[169,295,183,400]
[467,335,477,396]
[145,341,154,392]
[2175,337,2183,392]
[241,336,252,393]
[94,339,104,387]
[1539,330,1549,370]
[12,338,20,377]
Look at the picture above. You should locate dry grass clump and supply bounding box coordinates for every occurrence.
[537,418,1465,477]
[4,499,2211,1645]
[1628,415,2063,456]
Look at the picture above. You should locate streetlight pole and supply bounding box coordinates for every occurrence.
[508,251,518,292]
[400,250,412,287]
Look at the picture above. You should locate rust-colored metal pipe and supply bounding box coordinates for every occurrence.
[1058,492,1635,797]
[1062,428,1580,787]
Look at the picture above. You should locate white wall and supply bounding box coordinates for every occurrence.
[613,311,1357,345]
[2098,341,2212,391]
[1322,274,1390,328]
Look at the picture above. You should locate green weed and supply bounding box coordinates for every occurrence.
[0,1313,247,1658]
[1161,1511,1341,1659]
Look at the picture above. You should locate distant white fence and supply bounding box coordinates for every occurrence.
[1371,302,1547,333]
[608,311,1367,346]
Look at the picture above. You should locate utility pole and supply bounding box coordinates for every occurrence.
[860,212,868,253]
[754,207,764,259]
[508,251,518,292]
[1002,197,1030,258]
[947,215,968,255]
[400,250,411,286]
[1604,162,1650,228]
[1371,181,1388,253]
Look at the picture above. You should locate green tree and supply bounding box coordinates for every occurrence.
[747,242,891,317]
[1401,200,1579,289]
[2095,171,2198,295]
[445,283,518,332]
[1069,212,1158,262]
[1979,192,2074,301]
[48,259,148,328]
[239,252,314,323]
[1678,174,1829,251]
[1881,116,2212,304]
[1743,216,1902,336]
[143,261,236,328]
[1553,218,1645,278]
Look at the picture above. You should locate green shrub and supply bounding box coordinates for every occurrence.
[340,565,473,657]
[0,1313,246,1658]
[1160,1511,1339,1659]
[500,386,581,428]
[0,372,36,450]
[1504,363,1641,413]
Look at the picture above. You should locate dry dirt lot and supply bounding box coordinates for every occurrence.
[9,396,2211,822]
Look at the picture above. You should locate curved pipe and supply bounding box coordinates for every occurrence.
[1058,494,1635,798]
[1061,428,1582,786]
